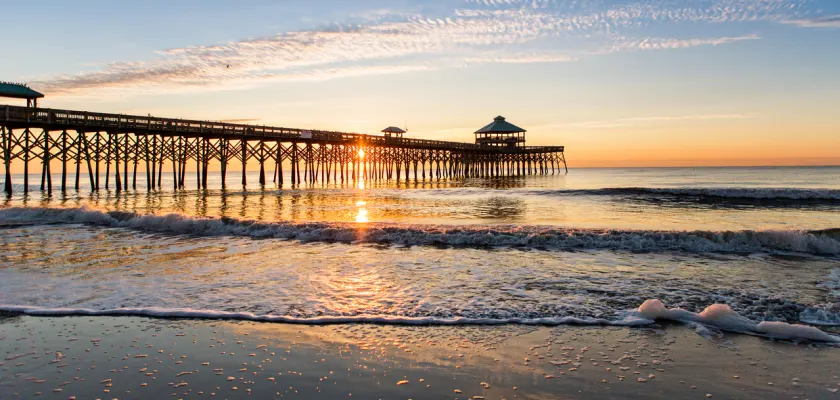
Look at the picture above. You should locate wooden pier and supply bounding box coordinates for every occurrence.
[1,104,566,195]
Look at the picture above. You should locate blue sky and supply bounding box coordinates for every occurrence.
[2,0,839,166]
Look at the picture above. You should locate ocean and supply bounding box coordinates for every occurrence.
[1,166,839,338]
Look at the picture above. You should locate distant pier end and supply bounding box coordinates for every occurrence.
[1,91,566,195]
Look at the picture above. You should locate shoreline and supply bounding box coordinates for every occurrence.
[2,299,838,343]
[2,315,839,399]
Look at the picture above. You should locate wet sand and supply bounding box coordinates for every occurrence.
[1,314,839,399]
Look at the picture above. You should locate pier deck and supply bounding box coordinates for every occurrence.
[1,104,566,194]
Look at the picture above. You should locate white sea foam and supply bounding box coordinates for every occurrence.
[1,206,839,255]
[538,187,840,201]
[2,300,837,343]
[403,187,840,202]
[799,308,840,326]
[799,268,840,326]
[0,304,644,327]
[636,299,840,342]
[819,268,840,298]
[623,187,840,201]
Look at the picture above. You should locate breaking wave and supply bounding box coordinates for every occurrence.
[1,206,839,255]
[532,187,840,202]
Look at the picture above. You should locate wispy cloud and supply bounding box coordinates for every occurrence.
[31,0,817,96]
[782,14,840,28]
[465,53,578,64]
[257,65,435,83]
[602,34,761,54]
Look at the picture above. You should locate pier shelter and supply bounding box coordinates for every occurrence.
[474,116,525,149]
[0,82,44,108]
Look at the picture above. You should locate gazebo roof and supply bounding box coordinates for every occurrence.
[0,82,44,100]
[474,116,525,134]
[382,126,406,134]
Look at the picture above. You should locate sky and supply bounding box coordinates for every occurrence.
[2,0,839,167]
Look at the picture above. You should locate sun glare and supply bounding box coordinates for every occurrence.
[355,208,369,223]
[355,200,369,223]
[358,148,365,159]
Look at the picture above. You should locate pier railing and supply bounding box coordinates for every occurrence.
[2,104,568,194]
[2,105,561,154]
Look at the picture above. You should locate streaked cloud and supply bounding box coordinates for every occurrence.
[603,34,761,54]
[782,14,840,28]
[31,0,824,96]
[465,53,578,64]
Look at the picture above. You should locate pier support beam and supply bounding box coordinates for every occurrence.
[220,139,228,189]
[24,129,30,193]
[2,126,11,196]
[258,140,266,186]
[241,139,247,187]
[60,130,68,192]
[43,130,52,195]
[81,131,95,190]
[114,133,122,192]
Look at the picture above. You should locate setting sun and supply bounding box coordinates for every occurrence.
[358,149,365,159]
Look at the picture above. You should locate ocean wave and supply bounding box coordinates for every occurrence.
[534,187,840,201]
[2,300,837,343]
[1,206,839,255]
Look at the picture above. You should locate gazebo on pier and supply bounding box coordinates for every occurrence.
[474,116,525,149]
[0,82,44,108]
[382,126,406,139]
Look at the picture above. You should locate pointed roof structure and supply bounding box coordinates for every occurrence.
[474,115,527,148]
[0,82,44,100]
[474,116,525,134]
[382,126,406,139]
[381,126,406,134]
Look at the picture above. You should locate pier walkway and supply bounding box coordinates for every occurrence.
[1,104,566,194]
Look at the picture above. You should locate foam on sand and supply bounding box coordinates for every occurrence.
[0,304,647,327]
[1,206,839,255]
[637,299,840,343]
[2,300,838,343]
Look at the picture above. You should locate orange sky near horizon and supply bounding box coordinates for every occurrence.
[2,95,839,172]
[3,0,840,171]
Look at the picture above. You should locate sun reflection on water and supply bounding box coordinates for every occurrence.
[355,176,369,222]
[355,204,369,223]
[310,263,407,317]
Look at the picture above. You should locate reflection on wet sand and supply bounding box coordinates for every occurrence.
[4,315,839,400]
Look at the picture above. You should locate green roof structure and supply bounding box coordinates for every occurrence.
[381,126,406,134]
[474,116,526,134]
[382,126,406,138]
[474,116,527,148]
[0,82,44,100]
[0,82,44,108]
